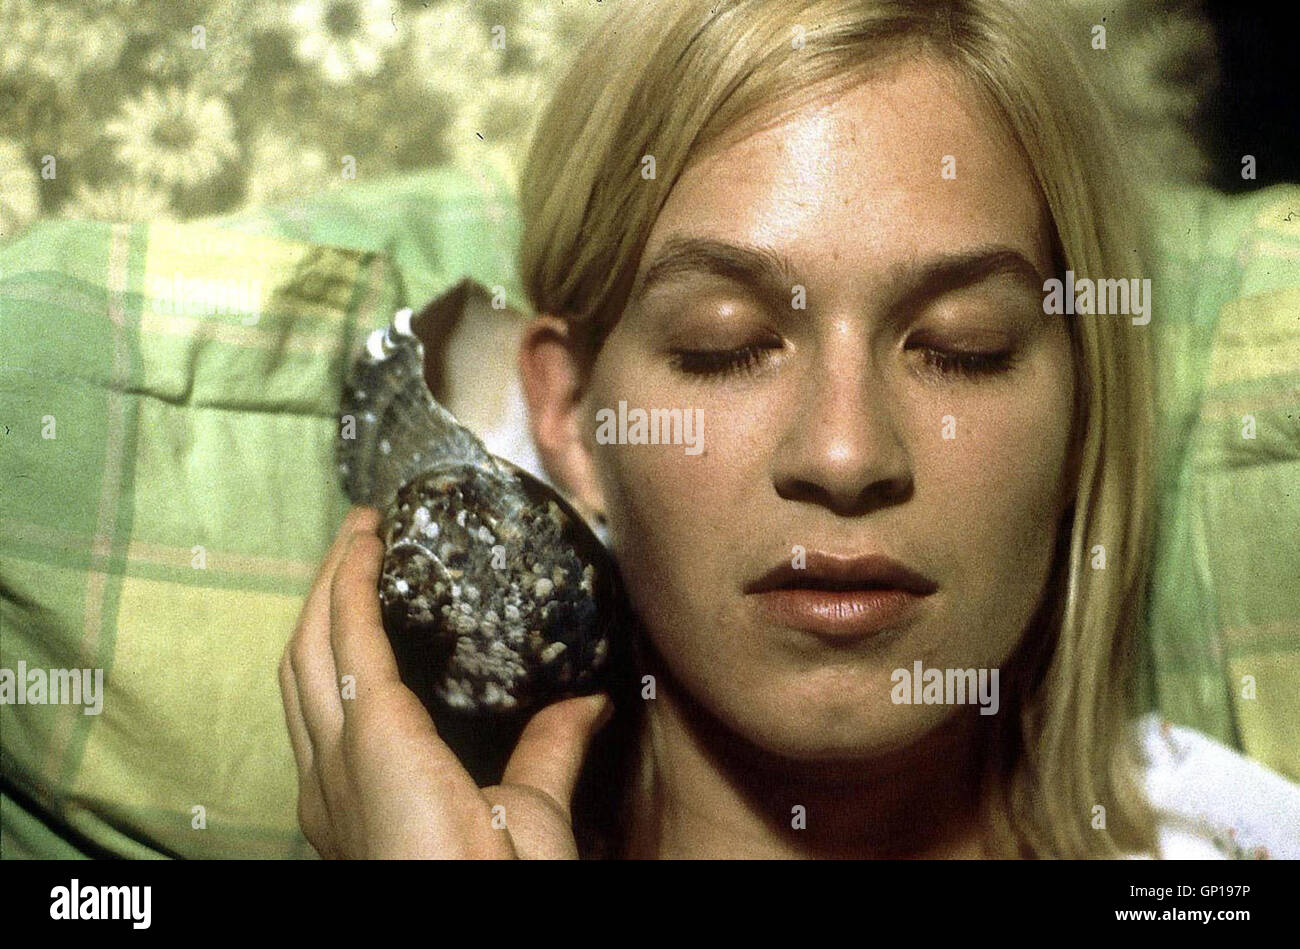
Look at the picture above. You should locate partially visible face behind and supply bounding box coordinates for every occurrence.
[580,52,1076,760]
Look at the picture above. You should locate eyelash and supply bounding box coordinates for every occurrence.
[670,343,776,378]
[669,343,1017,379]
[917,347,1017,378]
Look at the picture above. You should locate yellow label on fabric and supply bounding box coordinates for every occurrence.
[141,222,364,329]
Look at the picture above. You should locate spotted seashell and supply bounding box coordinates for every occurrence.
[336,307,622,718]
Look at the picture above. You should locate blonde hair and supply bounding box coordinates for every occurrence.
[519,0,1159,858]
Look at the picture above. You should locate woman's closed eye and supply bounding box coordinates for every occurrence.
[667,340,1020,380]
[668,340,783,378]
[914,345,1019,379]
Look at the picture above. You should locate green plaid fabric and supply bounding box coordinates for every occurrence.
[1145,182,1300,779]
[0,168,526,859]
[0,218,401,858]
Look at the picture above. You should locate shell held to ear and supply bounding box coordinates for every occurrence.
[336,307,626,722]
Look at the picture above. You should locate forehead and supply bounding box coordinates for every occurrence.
[641,54,1052,291]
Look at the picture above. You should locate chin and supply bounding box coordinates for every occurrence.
[713,671,961,764]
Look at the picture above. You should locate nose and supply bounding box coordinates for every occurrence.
[771,328,913,517]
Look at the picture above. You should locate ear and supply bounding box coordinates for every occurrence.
[517,315,607,524]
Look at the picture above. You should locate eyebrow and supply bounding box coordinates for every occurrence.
[628,235,1048,314]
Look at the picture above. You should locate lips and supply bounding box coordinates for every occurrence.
[745,552,937,642]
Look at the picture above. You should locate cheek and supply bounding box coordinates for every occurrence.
[587,385,729,625]
[929,390,1071,526]
[912,342,1075,660]
[600,441,713,575]
[585,364,768,675]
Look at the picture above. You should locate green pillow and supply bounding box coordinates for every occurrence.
[1145,183,1300,780]
[206,166,529,317]
[0,218,399,857]
[0,168,527,858]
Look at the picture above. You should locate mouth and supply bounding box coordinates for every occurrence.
[744,552,937,643]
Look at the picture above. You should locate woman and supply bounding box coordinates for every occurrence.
[277,0,1288,859]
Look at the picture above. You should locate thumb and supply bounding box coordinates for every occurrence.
[500,692,614,816]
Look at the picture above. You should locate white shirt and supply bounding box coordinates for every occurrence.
[1131,712,1300,859]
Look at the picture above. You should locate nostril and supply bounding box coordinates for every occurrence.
[776,475,912,518]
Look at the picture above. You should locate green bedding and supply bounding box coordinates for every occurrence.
[1144,184,1300,770]
[1,171,1296,858]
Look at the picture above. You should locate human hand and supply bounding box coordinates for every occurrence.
[278,506,613,858]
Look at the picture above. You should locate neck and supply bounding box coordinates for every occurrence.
[623,666,993,859]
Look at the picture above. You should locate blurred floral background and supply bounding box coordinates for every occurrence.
[0,0,606,238]
[1,0,1221,241]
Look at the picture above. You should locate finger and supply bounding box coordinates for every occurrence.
[324,527,480,808]
[305,506,382,625]
[328,528,403,714]
[292,616,344,758]
[292,507,381,756]
[279,654,341,859]
[297,787,341,860]
[278,652,315,779]
[500,693,614,816]
[480,784,572,859]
